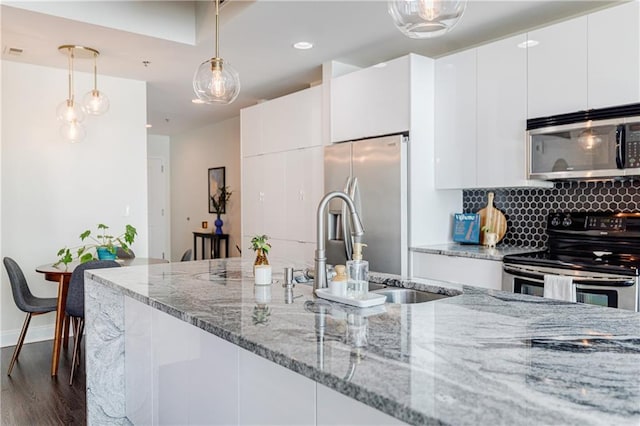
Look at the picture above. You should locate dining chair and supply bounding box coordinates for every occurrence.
[115,246,135,259]
[180,249,193,261]
[3,257,58,376]
[66,259,120,385]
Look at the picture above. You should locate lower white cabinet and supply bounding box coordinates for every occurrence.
[124,296,406,426]
[317,384,406,425]
[411,252,503,290]
[239,349,316,426]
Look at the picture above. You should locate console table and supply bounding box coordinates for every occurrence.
[193,232,229,260]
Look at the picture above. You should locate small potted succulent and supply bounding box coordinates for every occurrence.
[250,234,271,267]
[481,225,497,248]
[55,223,137,266]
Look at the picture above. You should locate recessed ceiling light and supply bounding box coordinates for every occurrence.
[373,62,387,68]
[517,40,539,49]
[145,124,152,128]
[293,41,313,50]
[192,98,206,104]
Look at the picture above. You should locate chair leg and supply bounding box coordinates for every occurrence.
[7,313,33,376]
[69,318,84,386]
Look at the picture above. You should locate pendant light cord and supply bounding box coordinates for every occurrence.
[93,54,98,91]
[67,47,73,102]
[215,0,220,59]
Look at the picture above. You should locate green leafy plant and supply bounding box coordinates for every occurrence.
[481,225,493,233]
[250,234,271,254]
[211,186,232,215]
[55,223,137,266]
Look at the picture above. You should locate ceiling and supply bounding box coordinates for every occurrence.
[1,0,618,136]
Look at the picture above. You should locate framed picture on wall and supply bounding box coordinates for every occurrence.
[208,167,226,214]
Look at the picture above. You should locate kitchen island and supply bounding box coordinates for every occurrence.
[84,258,640,425]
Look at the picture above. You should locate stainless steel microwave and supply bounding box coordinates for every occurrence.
[527,103,640,181]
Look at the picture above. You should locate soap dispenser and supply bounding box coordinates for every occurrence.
[346,243,369,299]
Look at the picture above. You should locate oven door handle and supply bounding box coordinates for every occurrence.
[503,264,636,287]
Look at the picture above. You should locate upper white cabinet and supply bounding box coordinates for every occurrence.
[262,86,322,152]
[476,33,528,188]
[434,49,477,189]
[527,16,588,118]
[331,56,410,142]
[588,1,640,109]
[435,34,543,189]
[528,2,640,118]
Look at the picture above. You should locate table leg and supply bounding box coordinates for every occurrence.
[51,275,68,376]
[202,237,206,260]
[193,235,198,261]
[213,237,220,259]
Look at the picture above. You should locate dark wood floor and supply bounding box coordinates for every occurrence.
[1,340,86,425]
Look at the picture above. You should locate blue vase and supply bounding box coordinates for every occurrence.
[215,215,223,235]
[97,247,117,260]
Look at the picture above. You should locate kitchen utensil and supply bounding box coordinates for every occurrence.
[477,192,507,245]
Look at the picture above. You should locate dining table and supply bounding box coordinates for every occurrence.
[36,257,168,377]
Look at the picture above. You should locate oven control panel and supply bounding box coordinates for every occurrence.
[586,216,626,231]
[548,213,628,231]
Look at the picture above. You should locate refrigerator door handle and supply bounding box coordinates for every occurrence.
[342,177,353,261]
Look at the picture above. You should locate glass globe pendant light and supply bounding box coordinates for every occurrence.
[193,0,240,104]
[82,50,109,115]
[56,46,85,126]
[388,0,467,39]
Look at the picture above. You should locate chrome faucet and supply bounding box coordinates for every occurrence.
[314,191,364,290]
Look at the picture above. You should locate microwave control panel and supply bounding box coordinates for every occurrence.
[625,123,640,168]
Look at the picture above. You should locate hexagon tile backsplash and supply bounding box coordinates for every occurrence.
[463,180,640,248]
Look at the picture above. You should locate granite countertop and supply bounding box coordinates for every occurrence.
[89,257,640,426]
[411,243,542,261]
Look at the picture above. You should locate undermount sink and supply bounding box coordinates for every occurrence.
[372,288,450,304]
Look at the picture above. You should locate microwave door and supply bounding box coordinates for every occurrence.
[529,122,620,180]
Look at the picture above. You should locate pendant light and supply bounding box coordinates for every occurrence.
[388,0,467,39]
[56,46,86,132]
[193,0,240,104]
[82,50,109,115]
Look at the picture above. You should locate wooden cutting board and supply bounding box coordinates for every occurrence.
[477,192,507,245]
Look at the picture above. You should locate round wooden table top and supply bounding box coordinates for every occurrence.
[36,257,168,281]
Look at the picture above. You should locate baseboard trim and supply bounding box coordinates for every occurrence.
[0,323,59,348]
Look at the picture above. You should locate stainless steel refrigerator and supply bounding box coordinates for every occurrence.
[324,134,408,275]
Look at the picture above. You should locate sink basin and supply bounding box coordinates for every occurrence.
[372,288,450,304]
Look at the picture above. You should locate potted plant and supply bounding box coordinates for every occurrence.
[55,223,137,266]
[250,234,271,267]
[211,186,232,234]
[481,225,497,248]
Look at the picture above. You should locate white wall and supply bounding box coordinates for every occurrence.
[170,117,241,261]
[1,60,148,346]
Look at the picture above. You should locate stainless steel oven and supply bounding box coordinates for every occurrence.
[502,263,638,311]
[502,212,640,312]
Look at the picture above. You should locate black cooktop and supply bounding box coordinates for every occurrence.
[503,212,640,277]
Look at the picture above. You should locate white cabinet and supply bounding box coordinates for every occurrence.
[476,33,528,188]
[242,86,323,249]
[331,55,410,142]
[262,86,322,152]
[435,35,546,189]
[434,48,477,189]
[317,384,407,425]
[239,349,316,426]
[527,16,588,118]
[411,252,503,290]
[284,146,323,243]
[241,104,262,157]
[588,1,640,109]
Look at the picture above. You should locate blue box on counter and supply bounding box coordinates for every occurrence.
[453,213,480,244]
